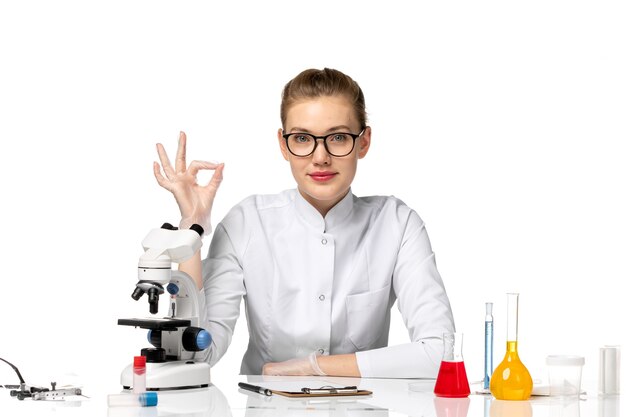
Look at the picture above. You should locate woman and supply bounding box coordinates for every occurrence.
[153,68,455,378]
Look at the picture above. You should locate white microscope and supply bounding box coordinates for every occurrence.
[118,223,211,390]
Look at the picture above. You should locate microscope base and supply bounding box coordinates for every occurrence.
[121,361,211,390]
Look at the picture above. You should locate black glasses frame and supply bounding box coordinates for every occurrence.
[282,129,365,157]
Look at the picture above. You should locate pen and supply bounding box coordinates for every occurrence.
[238,382,272,396]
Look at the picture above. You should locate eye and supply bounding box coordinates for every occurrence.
[329,134,348,143]
[292,134,312,144]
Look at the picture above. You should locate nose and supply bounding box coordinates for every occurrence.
[311,138,331,165]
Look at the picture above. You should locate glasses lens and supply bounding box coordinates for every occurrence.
[287,134,315,156]
[326,133,354,157]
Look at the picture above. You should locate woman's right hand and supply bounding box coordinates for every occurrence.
[153,131,224,234]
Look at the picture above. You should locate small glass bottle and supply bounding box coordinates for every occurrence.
[490,293,533,400]
[434,332,470,398]
[132,355,146,394]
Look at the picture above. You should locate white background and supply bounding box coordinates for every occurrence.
[1,0,624,398]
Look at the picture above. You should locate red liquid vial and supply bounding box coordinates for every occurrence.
[434,361,470,397]
[434,332,470,398]
[133,355,146,394]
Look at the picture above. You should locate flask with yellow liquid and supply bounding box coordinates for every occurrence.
[490,293,533,400]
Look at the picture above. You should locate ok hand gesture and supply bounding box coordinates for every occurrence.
[153,131,224,234]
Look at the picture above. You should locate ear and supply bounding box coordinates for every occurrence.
[357,126,371,159]
[278,128,290,161]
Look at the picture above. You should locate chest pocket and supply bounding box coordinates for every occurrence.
[345,284,391,350]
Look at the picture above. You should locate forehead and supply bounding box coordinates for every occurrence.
[285,95,357,131]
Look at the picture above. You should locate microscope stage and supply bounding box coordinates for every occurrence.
[118,318,192,330]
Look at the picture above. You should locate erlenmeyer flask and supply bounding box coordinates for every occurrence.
[490,293,533,400]
[434,332,470,397]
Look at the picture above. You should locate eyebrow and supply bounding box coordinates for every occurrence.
[288,125,354,134]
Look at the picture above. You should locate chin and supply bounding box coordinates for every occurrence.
[302,185,348,203]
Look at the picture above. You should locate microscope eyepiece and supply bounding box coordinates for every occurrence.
[189,224,204,236]
[147,287,160,315]
[131,286,145,301]
[132,282,164,314]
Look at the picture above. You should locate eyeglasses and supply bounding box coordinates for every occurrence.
[282,129,365,157]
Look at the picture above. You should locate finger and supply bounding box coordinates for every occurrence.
[187,160,222,177]
[202,163,224,196]
[153,162,172,191]
[207,163,225,190]
[175,131,187,174]
[156,143,175,178]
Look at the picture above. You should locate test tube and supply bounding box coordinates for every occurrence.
[599,345,620,395]
[133,355,146,394]
[484,302,493,390]
[107,392,158,407]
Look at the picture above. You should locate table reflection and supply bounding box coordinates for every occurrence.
[107,384,232,417]
[489,399,532,417]
[547,396,580,417]
[433,396,470,417]
[243,394,389,416]
[598,395,620,417]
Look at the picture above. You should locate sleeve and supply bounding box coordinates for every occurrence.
[195,221,246,366]
[355,209,455,378]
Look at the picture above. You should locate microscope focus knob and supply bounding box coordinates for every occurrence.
[182,327,212,351]
[167,283,179,295]
[141,347,166,363]
[147,330,162,348]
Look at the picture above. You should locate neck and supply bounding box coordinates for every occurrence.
[299,188,349,217]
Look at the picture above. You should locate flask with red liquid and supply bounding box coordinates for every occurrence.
[434,332,470,397]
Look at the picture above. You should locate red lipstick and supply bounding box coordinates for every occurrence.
[309,171,337,182]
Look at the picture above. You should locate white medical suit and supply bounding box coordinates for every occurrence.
[198,189,455,377]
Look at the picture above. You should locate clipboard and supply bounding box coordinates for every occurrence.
[273,385,372,398]
[238,382,372,398]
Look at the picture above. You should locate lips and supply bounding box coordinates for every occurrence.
[309,171,337,182]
